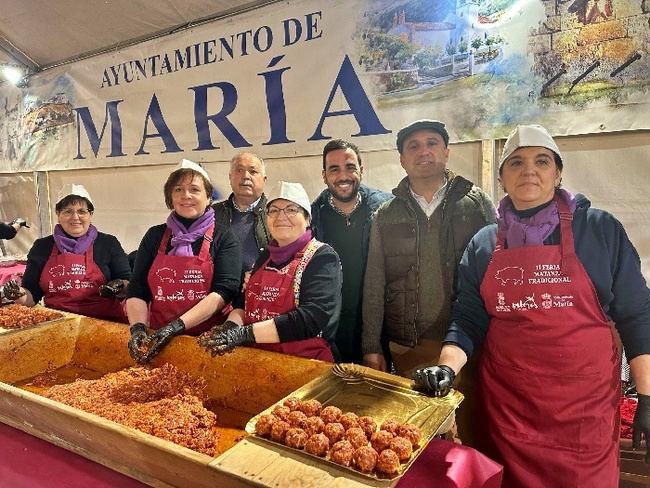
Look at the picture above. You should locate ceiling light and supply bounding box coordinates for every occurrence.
[1,64,27,85]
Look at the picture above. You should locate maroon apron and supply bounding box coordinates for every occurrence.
[39,242,126,322]
[477,196,619,487]
[147,225,224,335]
[244,239,334,361]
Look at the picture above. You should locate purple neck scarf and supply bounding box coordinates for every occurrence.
[166,207,215,256]
[268,229,313,265]
[497,189,576,248]
[53,224,98,255]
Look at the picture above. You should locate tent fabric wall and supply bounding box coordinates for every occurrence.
[0,140,481,253]
[0,173,41,257]
[2,133,647,281]
[558,130,650,279]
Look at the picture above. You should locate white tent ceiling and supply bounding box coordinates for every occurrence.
[0,0,276,75]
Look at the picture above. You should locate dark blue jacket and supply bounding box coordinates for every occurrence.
[311,184,392,265]
[445,193,650,360]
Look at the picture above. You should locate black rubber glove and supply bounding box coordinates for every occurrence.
[197,321,255,356]
[11,218,29,228]
[633,393,650,463]
[98,279,125,297]
[2,279,25,301]
[128,323,149,364]
[413,365,456,397]
[140,318,185,363]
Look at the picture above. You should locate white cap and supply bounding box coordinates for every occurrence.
[499,125,562,169]
[267,181,311,218]
[175,159,211,182]
[55,184,94,206]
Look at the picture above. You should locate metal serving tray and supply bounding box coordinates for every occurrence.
[246,363,463,481]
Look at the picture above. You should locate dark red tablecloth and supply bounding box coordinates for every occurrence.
[1,422,502,487]
[398,438,503,487]
[0,262,26,285]
[0,423,145,488]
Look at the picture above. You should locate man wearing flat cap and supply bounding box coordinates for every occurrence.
[362,119,495,385]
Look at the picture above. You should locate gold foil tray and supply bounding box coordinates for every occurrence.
[246,363,463,481]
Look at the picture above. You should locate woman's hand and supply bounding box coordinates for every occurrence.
[242,271,251,292]
[128,319,185,364]
[11,218,29,229]
[141,318,185,362]
[99,279,125,298]
[2,280,25,302]
[197,321,255,356]
[128,323,149,363]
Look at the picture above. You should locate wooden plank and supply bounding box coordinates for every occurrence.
[0,314,80,383]
[142,335,332,416]
[0,317,334,487]
[0,383,254,487]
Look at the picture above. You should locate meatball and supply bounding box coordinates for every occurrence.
[323,422,346,444]
[397,423,423,448]
[285,427,308,449]
[354,445,378,473]
[272,404,291,422]
[287,410,308,428]
[303,416,325,436]
[390,436,413,462]
[305,433,329,457]
[376,449,400,475]
[298,399,323,417]
[330,440,355,466]
[255,414,277,437]
[380,418,400,436]
[358,416,377,439]
[370,430,394,453]
[320,405,342,423]
[345,427,369,449]
[283,396,302,411]
[270,420,290,443]
[339,412,360,430]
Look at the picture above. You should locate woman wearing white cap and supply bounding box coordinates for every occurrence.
[4,184,131,322]
[199,181,342,361]
[126,160,241,363]
[413,125,650,486]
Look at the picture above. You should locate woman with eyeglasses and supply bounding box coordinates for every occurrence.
[413,125,650,486]
[6,184,131,322]
[199,181,342,361]
[126,160,242,364]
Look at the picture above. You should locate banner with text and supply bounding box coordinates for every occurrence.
[1,0,649,171]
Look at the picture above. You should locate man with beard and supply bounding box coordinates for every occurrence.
[213,152,271,274]
[311,139,392,363]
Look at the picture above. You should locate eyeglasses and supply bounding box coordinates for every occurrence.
[266,205,302,218]
[60,208,91,217]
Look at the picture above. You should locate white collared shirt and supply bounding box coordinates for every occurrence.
[409,179,448,218]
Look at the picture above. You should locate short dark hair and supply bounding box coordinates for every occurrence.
[163,169,213,209]
[55,195,94,213]
[322,139,362,170]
